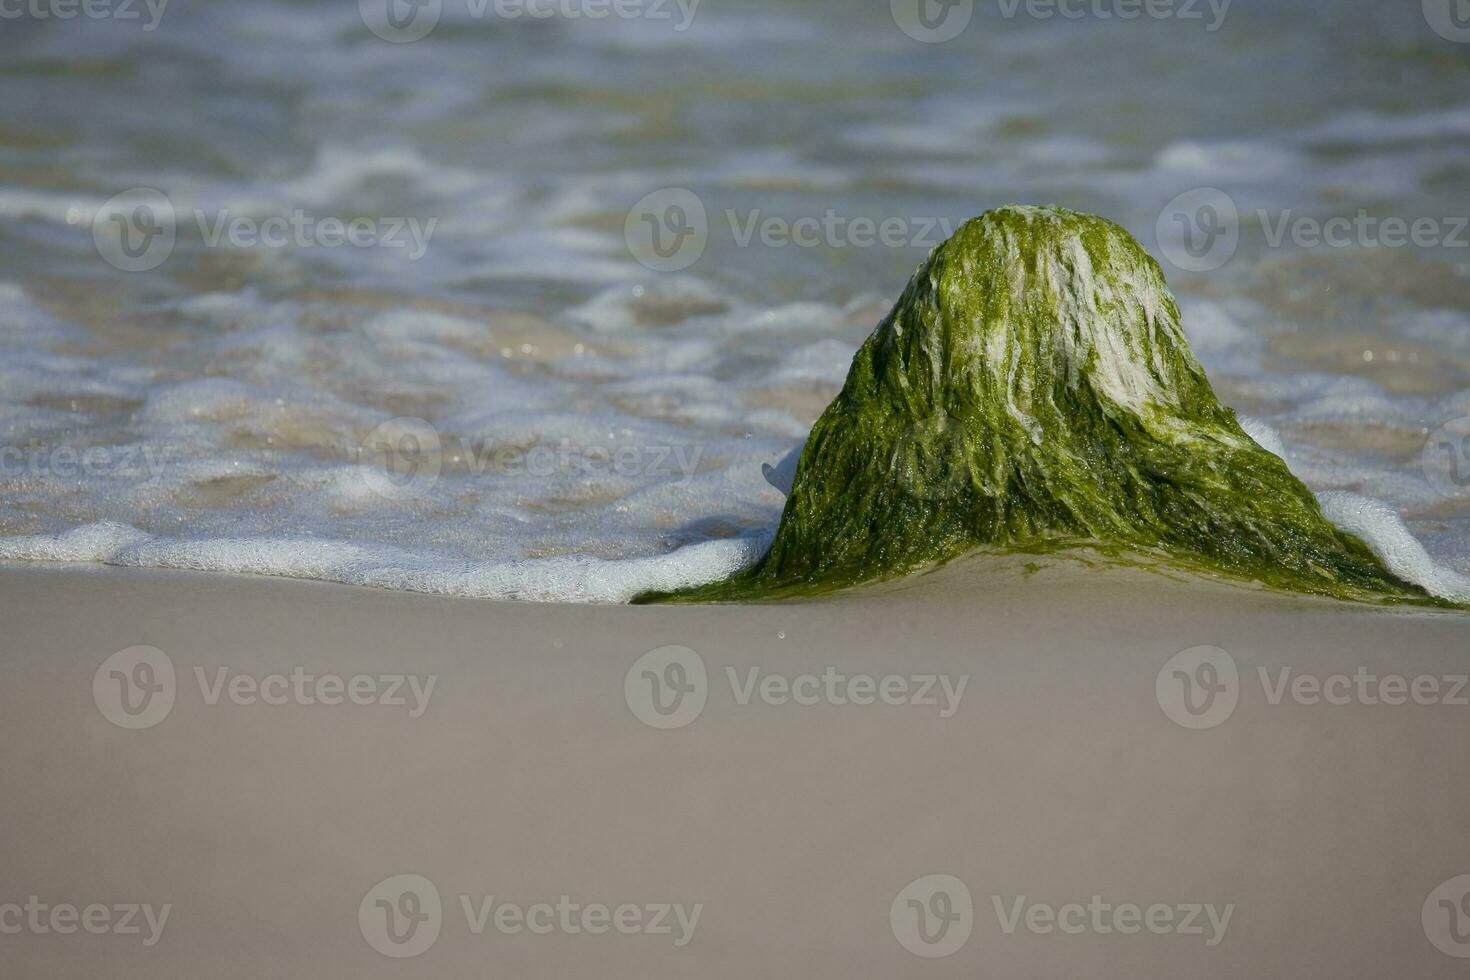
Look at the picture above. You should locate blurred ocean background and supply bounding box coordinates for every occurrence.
[1,0,1469,599]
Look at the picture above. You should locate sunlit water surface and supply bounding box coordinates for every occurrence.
[1,0,1469,600]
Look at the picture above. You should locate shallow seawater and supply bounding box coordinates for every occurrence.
[1,0,1469,600]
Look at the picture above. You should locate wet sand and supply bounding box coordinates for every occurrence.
[2,555,1468,978]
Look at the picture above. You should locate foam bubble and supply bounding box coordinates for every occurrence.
[1238,417,1286,459]
[761,443,804,496]
[1303,104,1470,146]
[769,339,856,385]
[1178,298,1265,376]
[566,279,729,333]
[0,522,151,562]
[282,144,481,207]
[1154,140,1302,179]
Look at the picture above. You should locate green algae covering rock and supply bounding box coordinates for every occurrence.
[640,206,1436,605]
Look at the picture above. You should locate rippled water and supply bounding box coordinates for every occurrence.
[1,0,1469,599]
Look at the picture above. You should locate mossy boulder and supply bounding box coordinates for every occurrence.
[640,206,1434,604]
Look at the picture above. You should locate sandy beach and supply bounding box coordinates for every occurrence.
[4,556,1469,977]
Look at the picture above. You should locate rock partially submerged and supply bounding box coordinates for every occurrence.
[640,206,1438,605]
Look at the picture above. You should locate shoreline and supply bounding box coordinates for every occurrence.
[4,539,1467,615]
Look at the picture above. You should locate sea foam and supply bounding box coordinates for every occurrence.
[0,522,772,604]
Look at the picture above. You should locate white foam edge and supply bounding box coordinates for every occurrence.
[1242,419,1470,603]
[0,522,772,604]
[1314,492,1470,603]
[6,427,1467,604]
